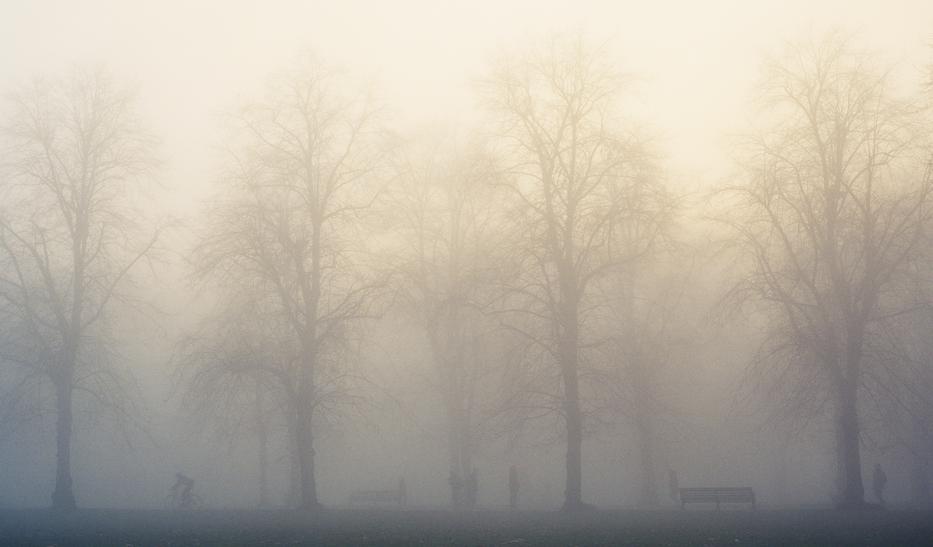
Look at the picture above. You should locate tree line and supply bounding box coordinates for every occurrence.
[1,32,933,512]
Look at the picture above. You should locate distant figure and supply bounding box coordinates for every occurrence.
[171,472,195,509]
[668,468,679,502]
[398,477,407,506]
[873,463,888,506]
[466,468,478,508]
[508,465,519,510]
[449,471,464,507]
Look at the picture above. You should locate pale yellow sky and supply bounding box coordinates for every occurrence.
[1,0,931,214]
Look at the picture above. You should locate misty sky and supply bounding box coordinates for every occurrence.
[2,0,931,219]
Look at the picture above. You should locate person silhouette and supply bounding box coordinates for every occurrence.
[873,463,888,506]
[171,472,195,509]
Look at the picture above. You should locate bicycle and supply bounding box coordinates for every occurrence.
[164,490,204,511]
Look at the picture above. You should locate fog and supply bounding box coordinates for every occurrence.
[1,1,933,543]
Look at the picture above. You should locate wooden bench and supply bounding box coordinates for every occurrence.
[679,487,755,509]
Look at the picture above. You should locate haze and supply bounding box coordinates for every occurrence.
[1,1,933,545]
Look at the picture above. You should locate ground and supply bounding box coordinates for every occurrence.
[0,507,931,546]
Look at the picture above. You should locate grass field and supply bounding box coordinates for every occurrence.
[1,507,931,546]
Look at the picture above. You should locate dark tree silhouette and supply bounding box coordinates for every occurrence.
[720,34,933,507]
[0,70,158,510]
[481,35,660,510]
[193,57,388,510]
[388,131,507,506]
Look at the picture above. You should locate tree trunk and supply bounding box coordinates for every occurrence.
[559,266,584,511]
[835,377,864,507]
[563,383,584,510]
[560,295,584,510]
[258,431,268,507]
[774,438,789,506]
[911,417,931,507]
[445,397,462,507]
[444,393,474,508]
[256,385,269,507]
[911,449,930,507]
[288,424,300,507]
[302,220,323,511]
[287,376,320,511]
[295,389,320,510]
[628,303,658,509]
[634,402,658,507]
[459,417,472,480]
[51,379,76,511]
[297,422,318,510]
[459,409,475,507]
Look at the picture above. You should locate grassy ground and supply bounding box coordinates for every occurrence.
[0,507,931,546]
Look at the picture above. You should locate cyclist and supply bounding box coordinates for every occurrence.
[171,472,196,509]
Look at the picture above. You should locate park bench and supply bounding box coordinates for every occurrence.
[679,487,755,510]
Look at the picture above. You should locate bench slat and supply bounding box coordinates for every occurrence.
[679,487,755,509]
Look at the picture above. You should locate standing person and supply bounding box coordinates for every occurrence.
[668,468,679,503]
[873,463,888,506]
[508,465,519,510]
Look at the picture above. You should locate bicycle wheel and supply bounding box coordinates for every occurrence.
[194,494,205,509]
[163,493,180,511]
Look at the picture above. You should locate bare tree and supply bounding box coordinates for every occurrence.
[0,70,158,510]
[481,35,659,510]
[596,258,691,507]
[595,144,675,507]
[862,289,933,507]
[720,34,933,507]
[194,57,387,510]
[174,292,289,507]
[388,130,505,506]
